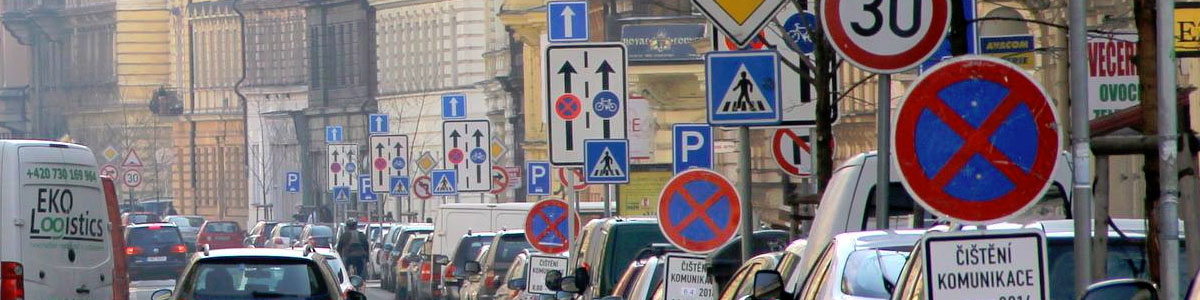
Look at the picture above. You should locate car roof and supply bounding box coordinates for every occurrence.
[198,248,317,260]
[834,230,925,251]
[594,217,657,227]
[496,229,526,236]
[127,223,178,229]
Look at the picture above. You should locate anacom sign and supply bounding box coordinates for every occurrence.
[922,230,1048,300]
[1088,32,1139,120]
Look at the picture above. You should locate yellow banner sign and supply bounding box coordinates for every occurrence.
[617,170,673,217]
[1176,3,1200,57]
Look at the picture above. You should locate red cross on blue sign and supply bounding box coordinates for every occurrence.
[893,56,1061,224]
[524,199,579,254]
[657,169,742,253]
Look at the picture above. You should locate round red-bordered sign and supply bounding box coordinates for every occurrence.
[657,169,741,253]
[413,176,433,200]
[524,199,580,254]
[772,128,813,177]
[490,166,509,195]
[892,56,1061,224]
[820,0,951,73]
[557,168,588,191]
[555,94,582,120]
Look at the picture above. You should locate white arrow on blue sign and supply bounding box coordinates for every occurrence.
[369,114,389,135]
[672,124,713,174]
[285,172,301,193]
[358,175,378,202]
[442,93,467,120]
[547,1,588,43]
[325,126,344,143]
[526,161,552,196]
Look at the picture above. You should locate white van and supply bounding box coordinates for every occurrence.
[430,202,612,258]
[0,140,114,299]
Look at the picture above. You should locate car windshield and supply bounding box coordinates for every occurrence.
[604,224,669,293]
[185,260,331,299]
[206,222,240,233]
[310,226,333,237]
[170,217,205,228]
[453,235,494,271]
[323,257,346,283]
[407,239,427,256]
[280,226,304,239]
[129,214,157,223]
[840,249,910,298]
[1047,238,1189,300]
[495,235,535,266]
[128,227,183,245]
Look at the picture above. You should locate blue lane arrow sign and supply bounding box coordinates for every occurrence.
[325,126,343,143]
[547,1,588,43]
[442,93,467,120]
[369,114,389,135]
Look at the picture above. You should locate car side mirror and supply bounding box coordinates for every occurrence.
[560,276,581,293]
[349,275,365,289]
[572,267,591,292]
[150,289,173,300]
[545,270,563,291]
[435,255,450,265]
[507,278,526,290]
[1081,279,1158,300]
[464,261,482,274]
[346,290,368,300]
[751,270,784,300]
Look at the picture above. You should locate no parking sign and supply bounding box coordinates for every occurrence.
[524,199,580,254]
[892,56,1061,224]
[657,169,741,253]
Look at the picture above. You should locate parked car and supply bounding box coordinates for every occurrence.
[411,235,450,300]
[163,215,205,246]
[462,230,537,300]
[244,221,280,248]
[717,252,783,300]
[769,230,922,300]
[607,244,684,300]
[375,225,403,281]
[395,234,430,300]
[384,224,434,291]
[432,202,613,264]
[122,212,161,226]
[197,220,246,250]
[443,231,497,300]
[124,223,190,281]
[555,218,669,300]
[493,251,551,300]
[706,230,790,290]
[317,248,368,294]
[148,247,366,300]
[298,224,336,249]
[264,223,306,249]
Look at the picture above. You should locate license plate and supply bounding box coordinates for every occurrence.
[147,256,167,262]
[214,236,231,241]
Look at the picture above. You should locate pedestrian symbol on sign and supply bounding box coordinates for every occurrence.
[584,140,629,184]
[718,68,772,114]
[590,148,623,178]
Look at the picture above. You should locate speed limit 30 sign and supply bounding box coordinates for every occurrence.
[821,0,951,73]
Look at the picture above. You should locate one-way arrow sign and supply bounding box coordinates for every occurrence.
[443,120,492,192]
[546,43,629,165]
[370,135,409,192]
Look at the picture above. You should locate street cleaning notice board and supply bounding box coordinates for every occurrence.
[526,254,568,295]
[922,230,1048,300]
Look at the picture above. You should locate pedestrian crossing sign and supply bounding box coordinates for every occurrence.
[431,169,458,196]
[706,50,781,126]
[390,176,411,196]
[332,187,352,203]
[584,140,629,184]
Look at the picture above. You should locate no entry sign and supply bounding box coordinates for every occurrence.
[820,0,951,73]
[524,199,580,254]
[892,56,1061,224]
[657,169,741,253]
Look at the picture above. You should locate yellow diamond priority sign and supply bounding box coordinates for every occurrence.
[692,0,787,47]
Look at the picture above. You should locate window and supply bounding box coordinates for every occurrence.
[798,245,835,300]
[840,250,910,298]
[184,260,329,298]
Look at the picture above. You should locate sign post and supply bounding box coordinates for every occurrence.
[527,162,552,197]
[672,124,713,174]
[771,128,813,177]
[692,0,787,47]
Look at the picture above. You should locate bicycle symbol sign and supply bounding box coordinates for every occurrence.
[470,148,488,164]
[593,91,620,119]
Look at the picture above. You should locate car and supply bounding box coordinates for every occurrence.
[316,248,368,294]
[164,215,206,246]
[149,247,367,300]
[432,202,614,267]
[706,230,790,290]
[245,221,280,248]
[411,235,450,300]
[197,220,246,250]
[443,231,498,299]
[493,251,553,300]
[0,141,116,299]
[374,224,402,281]
[384,224,434,291]
[122,212,161,226]
[367,223,395,279]
[124,223,190,281]
[395,233,430,300]
[884,220,1191,300]
[264,223,305,249]
[462,230,537,300]
[555,218,669,300]
[606,244,686,300]
[297,224,336,249]
[760,230,923,300]
[717,252,783,300]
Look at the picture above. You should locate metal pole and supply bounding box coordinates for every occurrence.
[1068,0,1094,294]
[876,74,891,230]
[738,127,753,263]
[1092,155,1110,281]
[604,184,614,217]
[1156,0,1181,297]
[567,175,577,265]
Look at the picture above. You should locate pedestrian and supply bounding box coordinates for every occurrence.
[336,219,370,278]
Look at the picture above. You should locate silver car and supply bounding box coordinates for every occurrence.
[164,215,205,245]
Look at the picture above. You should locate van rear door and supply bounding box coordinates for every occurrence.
[18,145,113,299]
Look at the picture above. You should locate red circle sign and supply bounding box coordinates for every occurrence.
[490,166,509,195]
[555,94,582,120]
[413,176,433,200]
[892,56,1061,224]
[772,128,812,177]
[448,149,465,165]
[820,0,951,73]
[657,169,741,253]
[524,199,580,254]
[100,165,119,179]
[557,168,588,191]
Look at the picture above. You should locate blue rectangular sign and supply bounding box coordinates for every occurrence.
[526,161,552,196]
[920,0,977,72]
[325,126,343,143]
[547,1,588,43]
[358,175,378,202]
[621,24,706,62]
[705,51,782,126]
[390,176,411,196]
[442,93,467,120]
[332,187,352,203]
[369,114,389,135]
[672,124,713,174]
[431,169,458,196]
[285,172,301,193]
[584,139,629,184]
